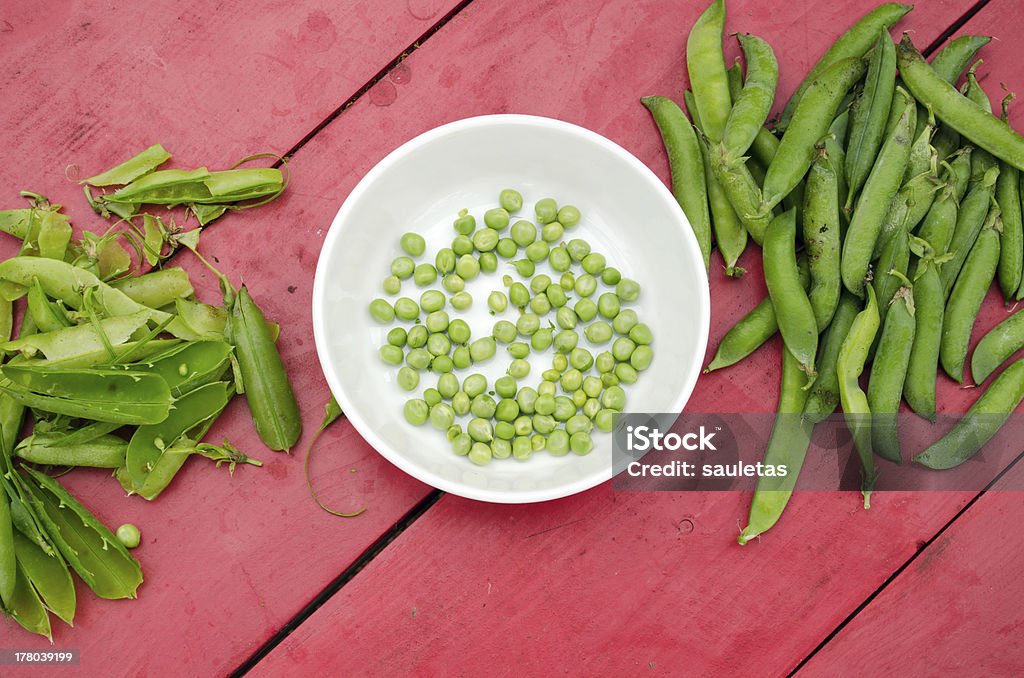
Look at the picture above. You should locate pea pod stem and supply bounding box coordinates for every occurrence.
[305,396,366,518]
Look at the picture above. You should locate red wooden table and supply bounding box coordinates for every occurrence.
[2,0,1022,675]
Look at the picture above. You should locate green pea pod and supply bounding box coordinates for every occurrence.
[1,310,149,361]
[867,282,915,463]
[825,111,850,223]
[686,0,731,144]
[777,3,911,131]
[764,210,817,383]
[803,145,841,330]
[941,216,1001,383]
[16,433,127,468]
[904,243,947,419]
[841,88,916,296]
[905,111,936,181]
[0,209,35,240]
[32,339,181,370]
[115,340,232,396]
[229,286,301,451]
[804,291,862,422]
[26,279,71,333]
[950,146,974,201]
[0,297,11,344]
[110,268,194,308]
[191,204,229,226]
[705,298,777,372]
[875,167,941,259]
[845,29,897,212]
[762,57,867,214]
[722,33,778,160]
[83,144,172,186]
[898,35,1024,172]
[0,365,172,425]
[7,563,51,639]
[13,531,75,625]
[873,226,911,331]
[199,168,283,202]
[104,167,211,205]
[22,468,142,600]
[838,285,880,507]
[915,359,1024,470]
[932,125,961,162]
[930,35,991,85]
[698,134,748,276]
[710,145,772,244]
[963,72,998,193]
[117,437,260,501]
[971,309,1024,385]
[641,96,712,269]
[737,347,813,544]
[37,211,72,261]
[942,180,999,297]
[0,492,14,606]
[917,156,965,256]
[996,100,1023,301]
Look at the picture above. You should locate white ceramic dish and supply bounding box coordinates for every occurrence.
[312,114,709,503]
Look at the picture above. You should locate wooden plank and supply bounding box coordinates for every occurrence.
[247,0,988,674]
[0,0,465,672]
[798,462,1024,675]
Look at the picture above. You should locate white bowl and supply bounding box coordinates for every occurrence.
[313,115,709,503]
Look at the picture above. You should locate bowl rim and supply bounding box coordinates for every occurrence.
[312,113,711,503]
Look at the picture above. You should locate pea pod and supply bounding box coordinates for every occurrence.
[905,111,936,181]
[824,110,850,226]
[16,433,127,468]
[762,57,867,215]
[116,340,232,396]
[971,308,1024,384]
[32,339,181,369]
[916,156,965,256]
[903,241,948,419]
[13,531,75,625]
[110,268,194,308]
[229,286,301,451]
[764,210,817,383]
[996,100,1023,300]
[737,347,813,544]
[837,286,880,508]
[845,29,897,212]
[37,210,72,261]
[898,35,1024,172]
[83,143,171,186]
[941,214,1001,383]
[942,181,999,297]
[2,310,150,361]
[841,88,916,295]
[803,145,841,330]
[6,563,50,639]
[102,167,211,205]
[874,163,941,259]
[724,56,781,172]
[698,134,748,276]
[641,96,712,269]
[777,3,911,131]
[26,279,71,333]
[0,490,14,606]
[709,146,772,244]
[21,468,142,600]
[915,359,1024,470]
[686,0,731,144]
[963,69,998,192]
[873,225,910,331]
[117,437,260,501]
[803,291,862,422]
[930,35,991,86]
[722,33,778,160]
[867,280,915,463]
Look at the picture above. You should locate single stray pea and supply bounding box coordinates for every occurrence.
[116,523,141,549]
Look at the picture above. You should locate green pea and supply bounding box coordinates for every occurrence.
[495,375,518,399]
[552,353,569,372]
[404,398,429,425]
[516,313,541,336]
[549,246,571,272]
[572,389,588,408]
[570,347,594,371]
[615,362,639,384]
[560,368,583,392]
[495,423,516,442]
[542,221,565,243]
[546,284,567,308]
[583,397,601,419]
[560,272,575,290]
[582,253,606,275]
[394,297,419,321]
[575,298,598,322]
[525,241,549,262]
[537,380,557,397]
[383,275,402,295]
[424,310,449,334]
[496,238,518,258]
[479,252,498,273]
[533,413,557,434]
[397,366,419,391]
[574,274,597,298]
[631,345,654,371]
[547,429,570,456]
[443,274,465,294]
[598,293,620,319]
[387,327,408,347]
[530,274,551,294]
[452,234,474,256]
[438,373,460,399]
[615,277,641,302]
[601,267,622,286]
[407,326,428,348]
[451,432,472,456]
[436,248,456,274]
[456,254,480,280]
[471,394,497,419]
[450,291,473,311]
[431,355,454,373]
[484,207,510,231]
[509,282,530,307]
[554,329,579,353]
[595,409,615,432]
[531,328,553,351]
[503,275,514,287]
[448,318,471,344]
[427,333,451,356]
[612,337,636,361]
[535,198,558,223]
[558,205,581,228]
[493,320,517,344]
[509,341,531,359]
[543,368,561,382]
[380,345,404,365]
[602,373,620,388]
[472,228,498,253]
[420,290,446,313]
[629,323,653,345]
[500,189,523,213]
[566,239,590,262]
[369,298,395,323]
[469,337,497,362]
[512,259,535,277]
[508,359,531,379]
[535,393,556,416]
[513,436,533,460]
[468,442,492,465]
[601,385,626,411]
[612,309,638,334]
[452,391,471,416]
[556,306,577,330]
[452,346,472,369]
[401,232,426,257]
[511,220,537,247]
[596,351,615,373]
[463,373,487,398]
[566,414,593,436]
[392,256,415,279]
[468,418,494,442]
[488,291,508,313]
[517,386,539,414]
[570,431,594,455]
[514,415,533,436]
[584,322,612,344]
[429,403,456,430]
[531,433,547,451]
[495,399,520,422]
[453,213,476,235]
[530,294,552,316]
[582,376,603,399]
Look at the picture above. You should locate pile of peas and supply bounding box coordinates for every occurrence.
[368,189,654,466]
